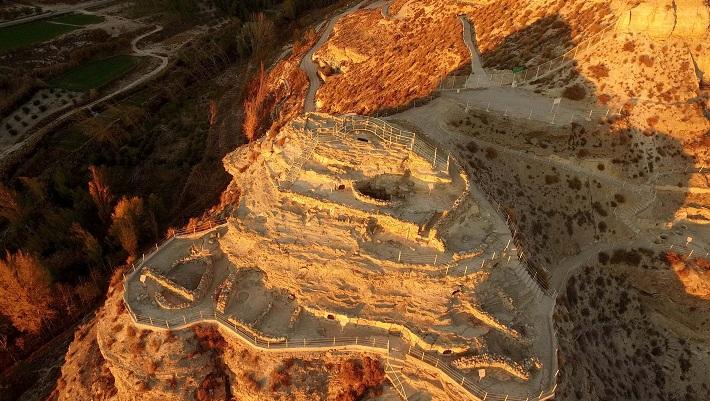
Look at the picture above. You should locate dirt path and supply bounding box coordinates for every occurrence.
[459,16,490,87]
[440,85,608,127]
[417,97,707,196]
[301,0,368,112]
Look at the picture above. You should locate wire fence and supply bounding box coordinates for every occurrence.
[124,288,559,401]
[384,360,409,400]
[123,301,559,401]
[447,23,616,90]
[121,217,228,281]
[405,346,557,401]
[448,95,613,127]
[296,115,456,178]
[287,115,553,294]
[120,149,558,401]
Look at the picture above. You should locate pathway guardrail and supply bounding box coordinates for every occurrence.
[121,212,558,401]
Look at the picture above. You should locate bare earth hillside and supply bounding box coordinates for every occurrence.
[44,1,710,401]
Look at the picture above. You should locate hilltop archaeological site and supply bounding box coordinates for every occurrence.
[5,0,709,401]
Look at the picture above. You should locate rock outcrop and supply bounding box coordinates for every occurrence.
[616,0,710,39]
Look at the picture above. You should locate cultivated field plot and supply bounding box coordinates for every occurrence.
[0,13,105,52]
[49,55,138,91]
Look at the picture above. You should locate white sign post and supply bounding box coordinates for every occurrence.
[552,97,562,112]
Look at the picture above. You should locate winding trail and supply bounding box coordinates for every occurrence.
[301,0,367,112]
[0,25,168,169]
[459,16,490,87]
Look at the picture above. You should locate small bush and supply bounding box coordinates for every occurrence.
[544,174,560,185]
[240,371,261,393]
[610,249,641,266]
[639,55,654,67]
[196,373,225,401]
[484,147,497,159]
[163,331,177,343]
[588,63,609,79]
[192,325,226,352]
[598,252,609,265]
[646,115,659,127]
[335,357,385,401]
[562,84,587,100]
[269,367,290,392]
[146,360,158,375]
[598,221,607,232]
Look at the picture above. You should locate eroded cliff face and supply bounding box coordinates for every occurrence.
[96,293,221,401]
[616,0,710,39]
[51,278,388,401]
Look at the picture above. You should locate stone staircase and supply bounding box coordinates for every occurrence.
[280,131,321,189]
[613,184,656,235]
[385,358,412,401]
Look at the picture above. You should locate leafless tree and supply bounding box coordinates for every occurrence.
[88,166,114,224]
[0,334,16,362]
[0,251,56,334]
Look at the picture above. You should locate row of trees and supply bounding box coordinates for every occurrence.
[0,163,160,368]
[0,0,341,387]
[0,7,254,373]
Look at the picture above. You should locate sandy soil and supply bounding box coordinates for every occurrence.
[117,113,558,400]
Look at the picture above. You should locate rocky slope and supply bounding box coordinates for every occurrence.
[50,278,389,401]
[45,1,710,401]
[554,250,710,401]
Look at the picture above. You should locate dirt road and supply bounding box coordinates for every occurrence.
[301,0,368,112]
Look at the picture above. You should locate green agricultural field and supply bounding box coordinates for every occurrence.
[0,13,105,52]
[49,13,105,26]
[50,55,138,92]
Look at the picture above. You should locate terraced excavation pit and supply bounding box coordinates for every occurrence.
[354,173,414,202]
[165,260,208,291]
